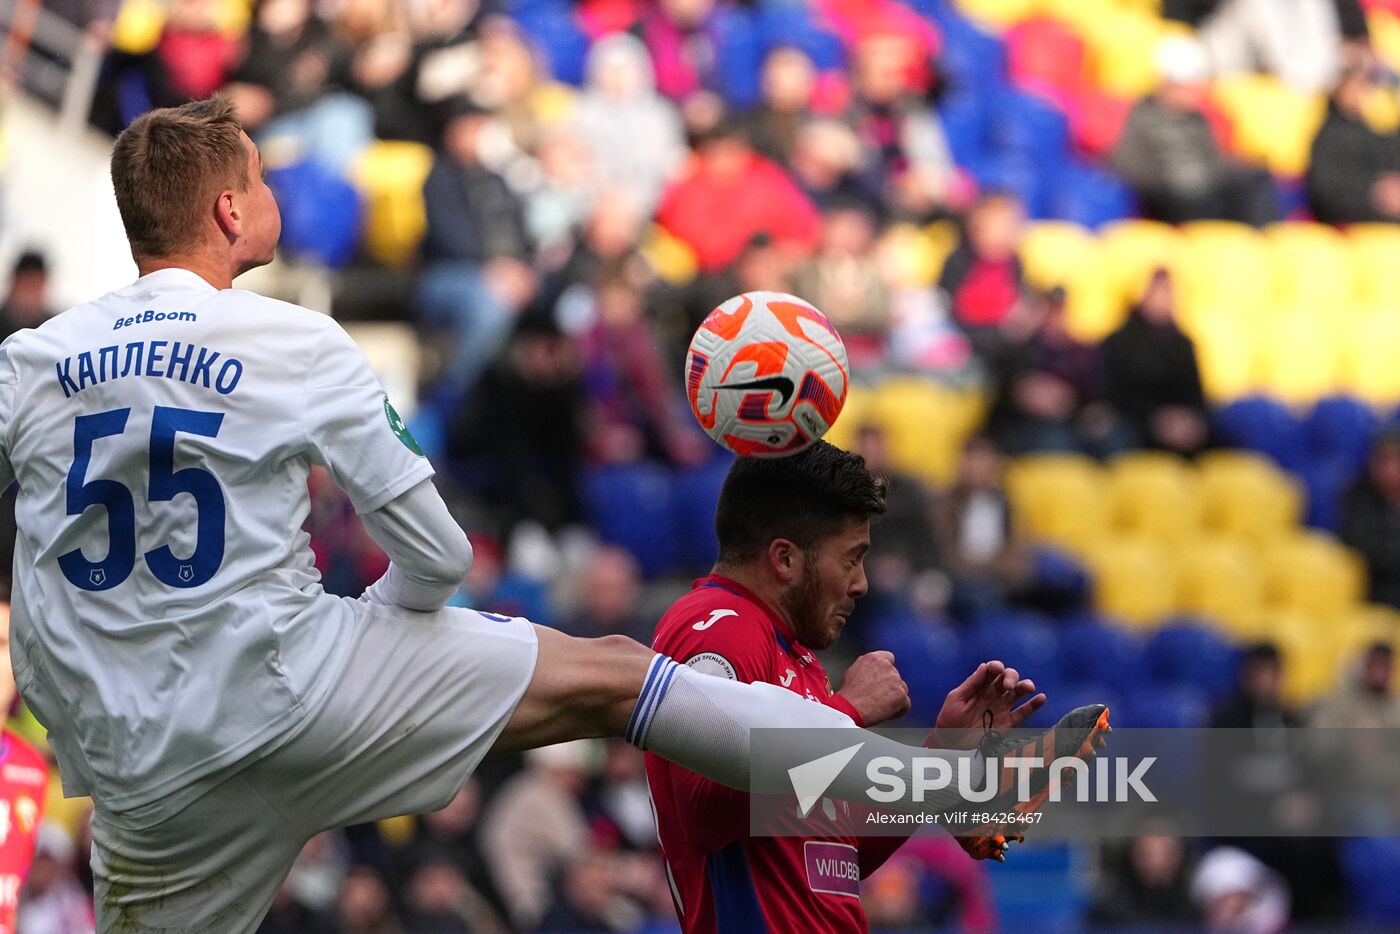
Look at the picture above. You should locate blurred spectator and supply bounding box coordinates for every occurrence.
[419,97,535,399]
[1110,36,1280,227]
[860,857,941,932]
[938,192,1026,343]
[743,46,819,167]
[986,287,1131,458]
[843,32,954,220]
[790,201,891,367]
[536,849,642,933]
[223,0,344,131]
[641,0,761,109]
[1339,428,1400,609]
[1102,268,1211,456]
[656,118,821,273]
[1190,847,1290,934]
[448,531,555,627]
[332,865,405,934]
[400,852,503,933]
[581,277,709,466]
[471,17,566,157]
[934,435,1037,621]
[787,119,883,212]
[0,250,53,342]
[851,424,942,604]
[1307,62,1400,224]
[447,316,585,534]
[582,741,657,853]
[17,822,94,934]
[386,783,501,920]
[1211,642,1299,730]
[560,546,649,643]
[1090,817,1201,928]
[480,740,593,931]
[571,33,686,214]
[1313,641,1400,728]
[1197,0,1341,93]
[156,0,240,102]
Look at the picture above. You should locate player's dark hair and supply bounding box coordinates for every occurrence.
[714,441,886,564]
[111,96,250,261]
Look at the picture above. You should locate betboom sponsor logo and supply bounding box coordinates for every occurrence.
[114,310,197,330]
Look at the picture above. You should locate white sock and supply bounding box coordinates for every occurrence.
[628,656,986,815]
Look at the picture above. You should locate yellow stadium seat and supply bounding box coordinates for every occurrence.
[1266,222,1357,311]
[1177,534,1268,637]
[876,224,954,289]
[1086,534,1180,628]
[1190,312,1258,402]
[111,0,166,54]
[1083,10,1187,98]
[1336,603,1400,662]
[1211,76,1327,177]
[866,379,987,487]
[1097,220,1184,311]
[1347,224,1400,308]
[1036,0,1119,33]
[1197,451,1304,545]
[1339,311,1400,406]
[1261,611,1346,704]
[1019,222,1123,340]
[1254,312,1342,405]
[1106,451,1203,545]
[954,0,1036,28]
[822,382,874,453]
[352,142,435,269]
[1175,222,1271,331]
[1264,530,1367,621]
[1370,10,1400,77]
[641,225,698,285]
[1006,454,1111,556]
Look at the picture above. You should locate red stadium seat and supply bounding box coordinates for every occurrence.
[1006,18,1087,99]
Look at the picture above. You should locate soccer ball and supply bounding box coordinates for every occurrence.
[685,291,849,457]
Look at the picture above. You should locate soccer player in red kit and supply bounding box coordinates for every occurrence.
[0,603,48,933]
[646,443,1053,933]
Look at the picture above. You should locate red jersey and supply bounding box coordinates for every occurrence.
[0,731,47,933]
[646,575,902,934]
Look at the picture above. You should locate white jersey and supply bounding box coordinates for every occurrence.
[0,268,434,813]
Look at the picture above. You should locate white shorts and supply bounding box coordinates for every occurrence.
[88,602,539,934]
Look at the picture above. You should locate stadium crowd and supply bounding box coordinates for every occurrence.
[10,0,1400,929]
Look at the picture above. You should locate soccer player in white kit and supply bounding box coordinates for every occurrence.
[0,98,1093,932]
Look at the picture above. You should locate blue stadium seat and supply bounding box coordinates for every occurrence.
[990,88,1071,164]
[1055,680,1130,730]
[938,89,992,168]
[868,615,965,721]
[1298,455,1355,531]
[508,1,592,85]
[1120,681,1212,728]
[1342,837,1400,922]
[961,611,1064,693]
[1145,621,1241,699]
[1214,396,1307,470]
[266,161,361,269]
[753,4,846,69]
[1058,616,1146,697]
[581,463,676,577]
[1304,395,1378,476]
[1047,159,1137,229]
[670,456,732,571]
[919,1,1007,90]
[988,842,1085,934]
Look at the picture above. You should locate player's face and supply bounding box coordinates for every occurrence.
[230,132,281,276]
[784,518,870,650]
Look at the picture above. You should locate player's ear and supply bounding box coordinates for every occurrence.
[214,189,242,243]
[769,538,800,584]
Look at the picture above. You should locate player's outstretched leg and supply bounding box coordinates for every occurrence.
[493,629,1108,823]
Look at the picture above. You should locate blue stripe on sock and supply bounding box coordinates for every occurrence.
[626,655,668,745]
[637,659,681,749]
[632,659,678,748]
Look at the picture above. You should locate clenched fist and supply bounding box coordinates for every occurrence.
[837,651,912,726]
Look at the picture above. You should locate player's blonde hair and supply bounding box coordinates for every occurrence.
[111,96,250,261]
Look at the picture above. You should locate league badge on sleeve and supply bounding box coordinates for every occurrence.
[384,397,425,457]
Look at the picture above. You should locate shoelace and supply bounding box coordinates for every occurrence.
[977,708,1005,759]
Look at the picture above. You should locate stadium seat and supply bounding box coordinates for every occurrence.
[867,379,986,486]
[266,161,362,269]
[1006,18,1087,98]
[1063,85,1134,157]
[1212,397,1306,469]
[961,612,1064,691]
[1212,77,1327,177]
[1175,534,1268,638]
[1305,395,1379,475]
[1096,220,1183,310]
[1263,531,1367,622]
[952,0,1036,30]
[875,223,954,289]
[1190,312,1258,401]
[640,225,699,285]
[1046,158,1137,229]
[1260,609,1346,702]
[581,463,676,578]
[1006,454,1111,556]
[1265,222,1357,311]
[1125,681,1213,728]
[1105,451,1203,546]
[1083,8,1184,98]
[1058,615,1147,696]
[1085,534,1179,628]
[1254,312,1343,406]
[352,141,434,269]
[1347,224,1400,308]
[1197,450,1305,544]
[1145,620,1241,698]
[1342,837,1400,923]
[1175,222,1271,331]
[867,616,966,720]
[822,382,873,453]
[1018,222,1121,340]
[1339,310,1400,406]
[670,457,733,571]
